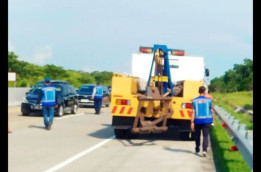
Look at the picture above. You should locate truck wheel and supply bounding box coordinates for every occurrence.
[126,129,139,139]
[180,131,190,140]
[114,129,126,139]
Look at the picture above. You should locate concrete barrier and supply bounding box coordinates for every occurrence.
[8,88,31,106]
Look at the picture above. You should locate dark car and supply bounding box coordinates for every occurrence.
[21,80,78,117]
[77,84,110,107]
[26,80,70,95]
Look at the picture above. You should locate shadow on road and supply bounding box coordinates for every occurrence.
[118,139,157,147]
[88,125,195,143]
[28,125,46,130]
[88,124,114,138]
[19,112,42,117]
[163,147,200,156]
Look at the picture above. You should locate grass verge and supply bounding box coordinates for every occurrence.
[212,91,253,130]
[214,102,253,130]
[210,117,251,172]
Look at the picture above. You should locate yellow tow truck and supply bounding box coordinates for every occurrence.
[110,44,209,139]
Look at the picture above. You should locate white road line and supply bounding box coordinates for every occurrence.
[43,135,115,172]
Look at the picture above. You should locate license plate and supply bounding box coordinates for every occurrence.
[31,105,42,110]
[80,99,89,103]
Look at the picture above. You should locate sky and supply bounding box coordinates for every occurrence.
[8,0,253,81]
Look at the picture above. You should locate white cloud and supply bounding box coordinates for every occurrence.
[31,46,52,65]
[8,41,16,52]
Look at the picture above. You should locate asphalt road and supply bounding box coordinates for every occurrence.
[8,105,216,172]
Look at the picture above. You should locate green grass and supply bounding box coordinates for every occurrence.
[212,91,253,130]
[210,117,251,172]
[212,91,253,107]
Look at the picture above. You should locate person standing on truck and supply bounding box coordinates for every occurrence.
[190,86,214,157]
[92,82,103,114]
[36,77,58,130]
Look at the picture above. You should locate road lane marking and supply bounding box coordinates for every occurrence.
[43,135,115,172]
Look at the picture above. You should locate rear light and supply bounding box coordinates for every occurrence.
[139,47,153,53]
[116,99,131,105]
[171,49,185,56]
[181,103,192,109]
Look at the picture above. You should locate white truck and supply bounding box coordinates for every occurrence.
[132,52,209,88]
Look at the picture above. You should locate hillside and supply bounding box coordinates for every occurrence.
[212,91,253,130]
[8,52,113,88]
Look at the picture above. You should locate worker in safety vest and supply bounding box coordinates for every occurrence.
[36,77,58,130]
[191,86,214,157]
[92,82,103,114]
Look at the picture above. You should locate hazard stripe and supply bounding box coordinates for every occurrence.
[179,110,185,117]
[188,111,192,118]
[127,107,133,114]
[111,106,117,113]
[119,107,125,114]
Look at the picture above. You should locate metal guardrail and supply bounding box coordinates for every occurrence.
[214,105,253,171]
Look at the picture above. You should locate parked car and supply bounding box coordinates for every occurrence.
[77,84,110,107]
[21,80,78,117]
[26,80,70,95]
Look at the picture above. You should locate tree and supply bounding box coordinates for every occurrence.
[78,72,96,84]
[44,64,69,79]
[91,71,113,86]
[209,58,253,92]
[8,52,114,88]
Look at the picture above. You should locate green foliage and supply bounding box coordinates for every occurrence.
[44,64,69,80]
[8,52,113,88]
[209,58,253,93]
[77,72,96,85]
[244,104,252,110]
[212,91,253,107]
[91,71,113,86]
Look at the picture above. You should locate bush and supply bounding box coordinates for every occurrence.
[244,104,253,110]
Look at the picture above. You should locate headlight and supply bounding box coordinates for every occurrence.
[22,97,28,103]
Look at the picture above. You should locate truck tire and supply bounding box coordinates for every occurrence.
[179,131,190,140]
[114,129,126,139]
[126,129,139,139]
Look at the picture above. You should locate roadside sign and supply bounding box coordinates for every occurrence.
[8,72,16,81]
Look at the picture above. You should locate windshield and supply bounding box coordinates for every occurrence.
[31,84,63,96]
[78,86,94,95]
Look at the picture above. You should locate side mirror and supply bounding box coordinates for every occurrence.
[205,69,209,77]
[25,92,29,95]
